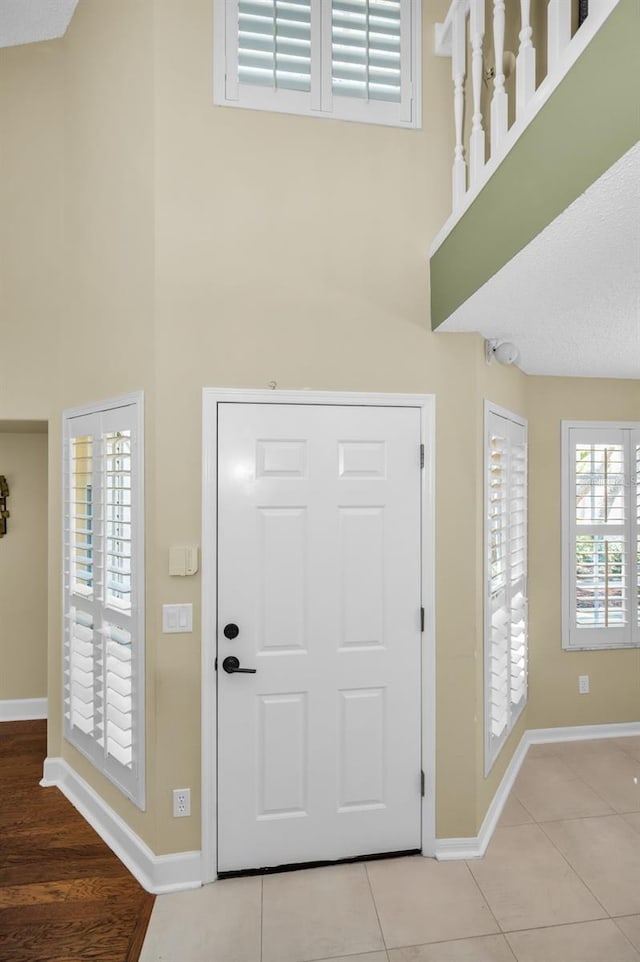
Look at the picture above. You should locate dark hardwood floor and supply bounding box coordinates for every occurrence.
[0,720,155,962]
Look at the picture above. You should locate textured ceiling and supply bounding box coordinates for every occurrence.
[439,142,640,379]
[0,0,77,48]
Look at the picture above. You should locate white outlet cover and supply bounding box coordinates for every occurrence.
[173,788,191,817]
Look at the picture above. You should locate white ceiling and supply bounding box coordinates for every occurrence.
[438,142,640,379]
[0,0,77,48]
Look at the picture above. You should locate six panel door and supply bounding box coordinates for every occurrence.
[216,403,423,873]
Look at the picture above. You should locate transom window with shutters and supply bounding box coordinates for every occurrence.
[213,1,421,128]
[562,421,640,650]
[484,403,528,775]
[63,393,145,809]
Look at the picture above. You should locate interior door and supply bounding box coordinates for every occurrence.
[217,402,423,873]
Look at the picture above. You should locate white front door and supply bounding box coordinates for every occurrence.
[217,402,423,873]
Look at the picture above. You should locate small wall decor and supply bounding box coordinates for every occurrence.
[0,476,9,538]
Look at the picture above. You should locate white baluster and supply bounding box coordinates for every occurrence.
[469,0,485,186]
[547,0,571,75]
[452,5,467,210]
[516,0,536,117]
[490,0,508,154]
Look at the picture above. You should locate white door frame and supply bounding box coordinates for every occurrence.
[201,388,436,884]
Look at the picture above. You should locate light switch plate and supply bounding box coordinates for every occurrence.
[163,604,193,633]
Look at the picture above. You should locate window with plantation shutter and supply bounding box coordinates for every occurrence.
[214,0,420,127]
[63,394,145,809]
[237,1,313,93]
[562,421,640,650]
[485,404,528,775]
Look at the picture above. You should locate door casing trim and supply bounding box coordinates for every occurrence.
[201,388,436,883]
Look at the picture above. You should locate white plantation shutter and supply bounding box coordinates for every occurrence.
[487,432,509,742]
[63,395,145,809]
[485,406,528,774]
[332,1,402,103]
[636,439,640,630]
[237,1,313,90]
[509,439,527,712]
[215,0,419,126]
[563,423,640,649]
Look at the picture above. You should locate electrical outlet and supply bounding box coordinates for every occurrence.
[578,675,590,695]
[173,788,191,817]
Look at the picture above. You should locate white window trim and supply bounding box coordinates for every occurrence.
[561,419,640,652]
[212,0,422,129]
[62,391,146,810]
[484,400,528,776]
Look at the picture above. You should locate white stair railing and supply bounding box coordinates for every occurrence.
[433,0,621,248]
[452,3,468,208]
[548,0,572,72]
[469,0,485,187]
[490,0,509,152]
[516,0,536,116]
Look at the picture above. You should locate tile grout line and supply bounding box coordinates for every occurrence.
[518,745,617,817]
[260,876,264,962]
[502,916,638,937]
[363,861,390,956]
[535,816,614,920]
[554,745,635,812]
[305,950,390,962]
[610,916,640,959]
[509,783,537,824]
[462,856,505,937]
[504,919,640,962]
[529,810,619,826]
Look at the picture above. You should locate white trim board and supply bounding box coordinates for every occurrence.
[39,722,640,892]
[41,758,201,895]
[201,388,437,882]
[434,721,640,861]
[0,698,47,721]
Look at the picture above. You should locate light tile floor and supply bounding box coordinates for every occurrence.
[140,737,640,962]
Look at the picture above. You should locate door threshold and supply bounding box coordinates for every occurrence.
[217,848,421,879]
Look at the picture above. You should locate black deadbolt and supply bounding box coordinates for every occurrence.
[223,623,239,640]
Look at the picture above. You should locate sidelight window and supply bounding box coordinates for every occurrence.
[63,394,145,808]
[484,403,528,774]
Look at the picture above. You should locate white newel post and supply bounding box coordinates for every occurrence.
[469,0,486,186]
[490,0,508,153]
[516,0,536,117]
[547,0,571,73]
[452,4,467,210]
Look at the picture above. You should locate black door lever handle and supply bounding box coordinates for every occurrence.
[222,655,257,674]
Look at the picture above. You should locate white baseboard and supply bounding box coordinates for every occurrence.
[0,697,47,721]
[434,720,640,861]
[526,721,640,744]
[41,757,202,895]
[38,722,640,889]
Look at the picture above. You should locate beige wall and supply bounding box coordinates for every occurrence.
[0,431,48,701]
[0,0,637,867]
[152,0,500,849]
[0,42,63,418]
[53,0,157,845]
[0,0,157,845]
[527,377,640,730]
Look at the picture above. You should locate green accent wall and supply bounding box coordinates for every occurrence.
[431,0,640,329]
